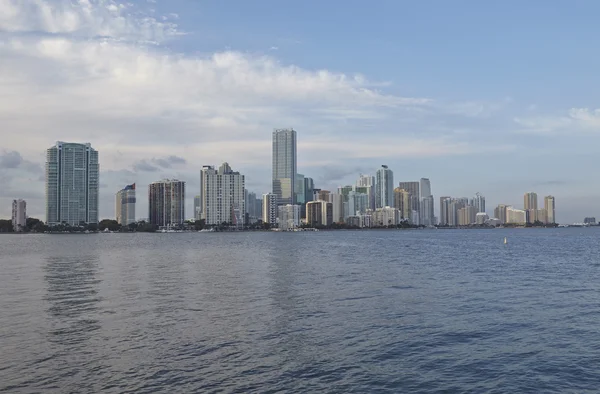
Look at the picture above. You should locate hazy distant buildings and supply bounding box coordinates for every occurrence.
[278,204,300,231]
[201,163,245,228]
[544,195,555,224]
[194,195,201,220]
[116,184,136,226]
[262,193,277,226]
[494,204,509,224]
[148,179,185,227]
[376,166,394,209]
[472,192,485,213]
[245,191,262,224]
[306,200,333,227]
[45,141,99,226]
[420,178,434,226]
[584,217,596,225]
[272,128,297,206]
[11,199,26,232]
[394,188,411,221]
[506,207,526,225]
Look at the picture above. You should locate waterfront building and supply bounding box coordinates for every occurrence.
[262,193,277,226]
[278,204,300,231]
[329,193,344,223]
[476,212,489,225]
[472,192,486,213]
[439,196,452,226]
[376,165,394,209]
[272,128,297,206]
[584,217,597,225]
[346,191,369,217]
[306,200,333,227]
[544,195,555,224]
[148,179,185,227]
[506,207,527,225]
[524,192,538,211]
[399,181,420,214]
[393,188,411,221]
[245,191,262,224]
[536,209,548,224]
[11,199,26,232]
[374,206,399,227]
[494,204,509,224]
[419,178,434,225]
[45,141,99,225]
[201,163,245,228]
[458,205,477,226]
[116,184,136,226]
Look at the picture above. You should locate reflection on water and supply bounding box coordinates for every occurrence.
[44,255,102,346]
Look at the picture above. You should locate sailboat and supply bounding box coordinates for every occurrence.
[504,237,508,245]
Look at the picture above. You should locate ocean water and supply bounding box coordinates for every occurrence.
[1,228,600,393]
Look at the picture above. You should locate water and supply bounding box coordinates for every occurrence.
[1,229,600,393]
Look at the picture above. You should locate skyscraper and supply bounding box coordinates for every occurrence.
[272,128,297,206]
[116,184,136,226]
[357,174,376,210]
[398,181,420,213]
[394,188,411,221]
[376,165,394,208]
[306,200,333,227]
[439,196,452,226]
[494,204,509,224]
[201,163,245,228]
[544,195,556,224]
[419,178,434,226]
[11,199,26,232]
[148,179,185,228]
[45,141,99,226]
[524,192,538,210]
[472,192,486,213]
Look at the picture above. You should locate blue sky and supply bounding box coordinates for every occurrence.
[1,0,600,223]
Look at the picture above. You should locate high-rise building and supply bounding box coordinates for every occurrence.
[201,163,245,228]
[115,184,136,226]
[472,192,485,213]
[194,195,201,220]
[357,174,375,187]
[295,174,305,205]
[376,165,394,209]
[357,174,376,210]
[419,178,434,225]
[346,191,369,217]
[148,179,185,227]
[524,192,538,210]
[439,196,452,226]
[278,204,300,231]
[507,207,526,224]
[399,181,420,213]
[394,188,411,221]
[329,193,344,223]
[494,204,509,224]
[272,128,297,206]
[458,205,477,226]
[11,199,26,232]
[306,200,333,227]
[318,190,331,202]
[476,212,489,225]
[245,191,262,224]
[374,207,400,226]
[304,177,314,204]
[544,195,556,224]
[262,193,277,226]
[45,141,99,226]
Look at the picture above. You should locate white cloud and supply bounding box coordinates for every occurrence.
[515,107,600,134]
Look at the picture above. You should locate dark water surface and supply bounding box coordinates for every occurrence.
[1,229,600,393]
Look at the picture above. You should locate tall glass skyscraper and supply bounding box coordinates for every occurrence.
[45,141,99,226]
[272,128,297,205]
[375,165,394,208]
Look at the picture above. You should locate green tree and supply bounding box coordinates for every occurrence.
[98,219,120,231]
[0,220,14,232]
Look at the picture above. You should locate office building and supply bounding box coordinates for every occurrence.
[346,191,369,217]
[262,193,277,226]
[272,128,297,205]
[201,163,245,228]
[506,207,526,225]
[148,179,185,227]
[45,141,99,226]
[376,165,394,209]
[329,193,344,223]
[394,188,411,221]
[11,199,26,232]
[115,184,136,226]
[278,204,300,231]
[304,177,314,204]
[524,192,538,210]
[306,200,333,227]
[245,191,262,224]
[544,195,556,224]
[420,178,432,199]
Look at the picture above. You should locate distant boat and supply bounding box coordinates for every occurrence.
[504,237,508,245]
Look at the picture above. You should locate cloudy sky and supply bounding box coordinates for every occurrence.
[1,0,600,223]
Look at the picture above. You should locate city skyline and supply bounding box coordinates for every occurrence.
[2,1,600,223]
